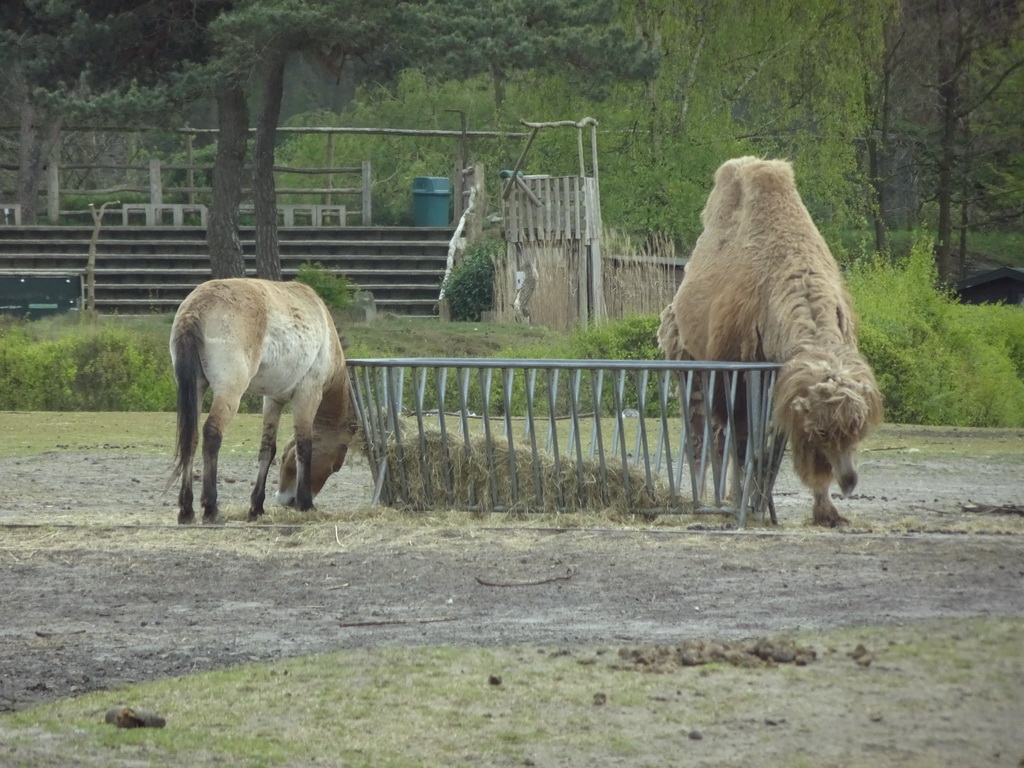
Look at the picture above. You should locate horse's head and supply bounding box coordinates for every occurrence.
[275,421,358,508]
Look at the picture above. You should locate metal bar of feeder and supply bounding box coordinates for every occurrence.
[586,368,610,507]
[500,367,519,503]
[435,366,455,506]
[479,366,498,511]
[412,366,433,504]
[634,369,655,501]
[545,368,564,509]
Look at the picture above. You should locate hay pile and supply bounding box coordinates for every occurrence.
[373,428,695,514]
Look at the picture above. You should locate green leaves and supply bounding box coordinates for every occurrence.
[847,240,1024,427]
[443,238,501,322]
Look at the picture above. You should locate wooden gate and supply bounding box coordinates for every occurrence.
[499,118,605,329]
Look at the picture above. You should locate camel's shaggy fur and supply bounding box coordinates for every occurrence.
[658,156,883,526]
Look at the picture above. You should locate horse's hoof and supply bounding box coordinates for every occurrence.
[246,509,264,522]
[177,511,195,525]
[201,513,225,525]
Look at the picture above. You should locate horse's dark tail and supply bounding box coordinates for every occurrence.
[167,318,204,488]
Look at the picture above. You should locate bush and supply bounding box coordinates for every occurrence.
[567,315,662,361]
[847,240,1024,427]
[443,238,501,321]
[294,261,355,314]
[0,325,175,411]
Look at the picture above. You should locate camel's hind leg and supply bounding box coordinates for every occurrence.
[249,397,286,520]
[200,391,241,524]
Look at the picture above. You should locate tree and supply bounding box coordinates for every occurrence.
[204,0,401,279]
[405,0,657,109]
[0,1,219,224]
[206,80,250,280]
[884,0,1024,282]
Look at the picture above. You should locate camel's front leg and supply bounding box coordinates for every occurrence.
[811,486,848,527]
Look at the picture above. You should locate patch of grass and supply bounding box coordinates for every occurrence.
[860,424,1024,459]
[342,316,551,360]
[1,618,1020,767]
[0,412,265,459]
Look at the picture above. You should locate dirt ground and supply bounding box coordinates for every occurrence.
[1,424,1022,765]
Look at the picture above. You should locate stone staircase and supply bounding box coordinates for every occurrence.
[0,225,454,316]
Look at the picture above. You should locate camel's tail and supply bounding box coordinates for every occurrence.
[773,345,883,473]
[168,319,204,488]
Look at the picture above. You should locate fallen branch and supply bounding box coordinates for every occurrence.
[35,629,86,638]
[338,616,458,628]
[962,503,1024,517]
[475,570,576,588]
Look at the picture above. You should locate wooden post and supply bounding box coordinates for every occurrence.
[325,133,335,207]
[361,159,372,225]
[148,158,162,225]
[576,128,585,177]
[185,134,195,206]
[451,111,469,220]
[467,163,486,243]
[86,200,118,321]
[588,123,605,322]
[46,139,60,224]
[502,127,539,201]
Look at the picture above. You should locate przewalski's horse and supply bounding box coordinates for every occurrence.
[169,278,357,524]
[659,157,882,526]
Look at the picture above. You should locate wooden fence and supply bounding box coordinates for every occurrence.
[0,155,372,227]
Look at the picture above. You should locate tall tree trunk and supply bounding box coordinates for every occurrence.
[866,60,892,255]
[935,71,958,283]
[16,91,62,225]
[934,2,961,284]
[956,111,972,279]
[253,49,286,281]
[866,133,890,255]
[490,63,507,111]
[207,81,249,279]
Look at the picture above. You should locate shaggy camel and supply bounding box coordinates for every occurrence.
[658,156,882,526]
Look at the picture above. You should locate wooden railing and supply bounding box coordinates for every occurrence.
[0,156,372,227]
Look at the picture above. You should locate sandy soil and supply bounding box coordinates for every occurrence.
[0,425,1022,765]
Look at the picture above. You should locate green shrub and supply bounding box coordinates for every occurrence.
[443,239,501,322]
[0,327,77,410]
[70,329,176,411]
[567,315,662,361]
[0,325,176,412]
[847,240,1024,427]
[294,262,355,314]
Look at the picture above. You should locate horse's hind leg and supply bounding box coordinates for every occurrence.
[177,382,205,525]
[200,392,240,524]
[177,427,199,524]
[248,397,285,521]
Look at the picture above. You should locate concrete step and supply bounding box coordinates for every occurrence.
[0,225,454,316]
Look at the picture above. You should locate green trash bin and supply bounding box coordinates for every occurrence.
[412,176,452,227]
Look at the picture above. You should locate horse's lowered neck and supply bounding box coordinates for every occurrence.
[314,365,357,435]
